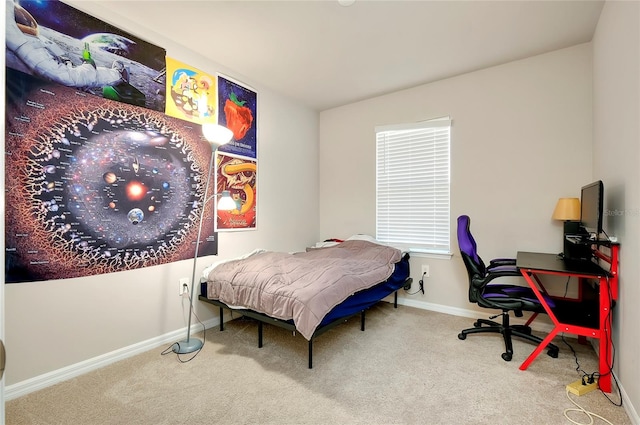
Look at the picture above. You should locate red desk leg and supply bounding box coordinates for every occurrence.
[598,276,613,393]
[518,270,560,370]
[519,328,560,371]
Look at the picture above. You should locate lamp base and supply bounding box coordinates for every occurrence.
[171,338,203,354]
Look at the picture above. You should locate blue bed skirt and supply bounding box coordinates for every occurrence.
[319,252,410,325]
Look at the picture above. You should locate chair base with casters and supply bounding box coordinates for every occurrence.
[458,309,559,362]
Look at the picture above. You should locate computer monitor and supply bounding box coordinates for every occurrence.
[580,180,604,237]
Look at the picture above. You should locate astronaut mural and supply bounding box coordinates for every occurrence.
[5,0,166,112]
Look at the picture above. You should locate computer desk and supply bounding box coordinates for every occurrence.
[516,243,619,393]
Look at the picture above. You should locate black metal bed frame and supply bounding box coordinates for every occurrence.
[198,277,411,369]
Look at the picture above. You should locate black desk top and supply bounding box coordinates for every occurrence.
[516,251,611,277]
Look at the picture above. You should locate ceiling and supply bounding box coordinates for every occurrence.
[86,0,605,111]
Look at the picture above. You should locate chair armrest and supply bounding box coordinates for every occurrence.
[486,268,520,281]
[489,257,516,266]
[487,265,519,274]
[472,267,521,288]
[487,258,516,272]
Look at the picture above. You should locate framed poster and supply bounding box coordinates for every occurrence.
[165,57,217,125]
[217,75,257,159]
[216,153,257,231]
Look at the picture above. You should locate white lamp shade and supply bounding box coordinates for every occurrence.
[202,124,233,148]
[217,190,237,211]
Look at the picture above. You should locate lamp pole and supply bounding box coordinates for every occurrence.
[171,123,233,356]
[172,147,216,354]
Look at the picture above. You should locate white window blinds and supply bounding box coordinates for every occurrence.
[375,117,451,254]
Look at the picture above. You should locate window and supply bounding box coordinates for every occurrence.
[375,117,451,255]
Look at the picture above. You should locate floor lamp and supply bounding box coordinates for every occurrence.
[172,123,234,355]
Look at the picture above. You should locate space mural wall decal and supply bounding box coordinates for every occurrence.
[4,69,219,283]
[3,0,230,284]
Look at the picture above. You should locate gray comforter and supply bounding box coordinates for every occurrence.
[205,240,402,340]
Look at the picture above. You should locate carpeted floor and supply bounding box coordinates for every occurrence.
[6,304,631,424]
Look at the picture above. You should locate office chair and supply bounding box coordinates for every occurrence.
[456,215,559,361]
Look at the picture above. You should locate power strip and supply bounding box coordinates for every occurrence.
[566,378,598,396]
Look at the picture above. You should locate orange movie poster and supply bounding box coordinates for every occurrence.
[216,153,257,231]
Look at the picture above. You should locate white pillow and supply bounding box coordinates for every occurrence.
[202,248,266,279]
[346,234,380,244]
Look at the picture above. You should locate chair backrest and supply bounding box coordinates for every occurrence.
[457,215,490,305]
[457,215,486,276]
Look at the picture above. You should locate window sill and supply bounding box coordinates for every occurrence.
[408,250,453,260]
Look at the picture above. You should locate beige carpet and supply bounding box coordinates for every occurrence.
[6,304,631,424]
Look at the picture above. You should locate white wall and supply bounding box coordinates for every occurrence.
[4,1,638,420]
[592,0,640,421]
[319,44,593,312]
[3,2,319,386]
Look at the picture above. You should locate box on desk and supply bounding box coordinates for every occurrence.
[564,234,593,261]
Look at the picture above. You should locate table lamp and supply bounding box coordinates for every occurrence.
[552,197,581,233]
[172,123,234,355]
[552,197,581,258]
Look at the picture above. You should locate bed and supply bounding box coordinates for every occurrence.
[198,238,411,368]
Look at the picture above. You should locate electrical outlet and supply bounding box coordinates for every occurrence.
[566,378,598,396]
[421,265,430,277]
[179,278,190,296]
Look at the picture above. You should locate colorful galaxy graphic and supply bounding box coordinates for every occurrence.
[5,69,217,283]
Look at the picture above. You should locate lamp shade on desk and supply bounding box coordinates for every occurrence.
[553,197,587,259]
[552,198,580,221]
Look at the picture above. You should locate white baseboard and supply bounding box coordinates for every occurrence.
[5,317,219,401]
